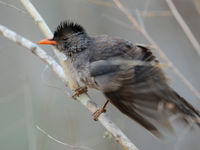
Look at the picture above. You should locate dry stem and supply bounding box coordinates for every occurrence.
[166,0,200,56]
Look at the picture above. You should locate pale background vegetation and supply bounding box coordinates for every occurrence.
[0,0,200,150]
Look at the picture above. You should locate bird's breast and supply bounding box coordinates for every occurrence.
[73,61,97,89]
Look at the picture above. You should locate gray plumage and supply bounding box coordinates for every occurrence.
[52,21,200,138]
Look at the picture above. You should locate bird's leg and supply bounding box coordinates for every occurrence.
[71,86,88,98]
[93,99,110,121]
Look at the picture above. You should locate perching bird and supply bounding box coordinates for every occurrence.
[38,21,200,138]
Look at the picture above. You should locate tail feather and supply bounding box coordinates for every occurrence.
[172,91,200,118]
[105,91,163,138]
[171,91,200,127]
[104,88,200,138]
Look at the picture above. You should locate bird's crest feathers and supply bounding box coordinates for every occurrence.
[54,21,85,38]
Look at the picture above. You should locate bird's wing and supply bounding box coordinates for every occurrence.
[126,44,200,119]
[89,57,170,138]
[89,38,200,137]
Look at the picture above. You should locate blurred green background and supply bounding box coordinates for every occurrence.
[0,0,200,150]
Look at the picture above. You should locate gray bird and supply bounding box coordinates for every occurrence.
[38,21,200,138]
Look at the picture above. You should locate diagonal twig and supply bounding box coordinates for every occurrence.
[140,10,171,17]
[36,125,93,150]
[193,0,200,15]
[166,0,200,56]
[0,1,27,14]
[19,0,78,88]
[113,0,200,101]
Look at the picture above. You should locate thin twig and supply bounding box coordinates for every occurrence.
[36,125,93,150]
[24,83,37,150]
[113,0,200,100]
[140,10,171,17]
[135,9,145,31]
[166,0,200,56]
[0,1,27,14]
[193,0,200,15]
[85,0,113,7]
[102,13,134,30]
[142,0,150,20]
[0,24,139,150]
[85,0,171,17]
[19,0,75,87]
[41,65,72,97]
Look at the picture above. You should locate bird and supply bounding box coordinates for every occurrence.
[38,21,200,138]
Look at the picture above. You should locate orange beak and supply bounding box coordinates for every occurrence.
[37,38,56,45]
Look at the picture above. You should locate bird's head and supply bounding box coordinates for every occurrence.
[38,21,90,56]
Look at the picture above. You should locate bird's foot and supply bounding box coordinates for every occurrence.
[93,107,107,121]
[71,86,88,98]
[93,99,110,121]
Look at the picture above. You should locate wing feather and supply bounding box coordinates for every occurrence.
[88,37,200,137]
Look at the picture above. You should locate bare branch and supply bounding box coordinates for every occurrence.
[0,25,66,82]
[19,0,76,87]
[166,0,200,56]
[0,24,139,150]
[113,0,200,100]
